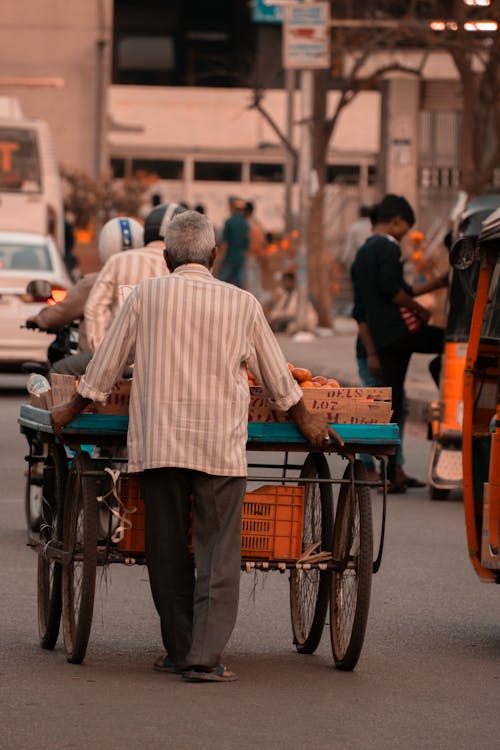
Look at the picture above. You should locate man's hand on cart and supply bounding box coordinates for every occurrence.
[50,393,91,439]
[288,398,344,449]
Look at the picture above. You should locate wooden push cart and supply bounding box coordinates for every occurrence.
[19,404,399,670]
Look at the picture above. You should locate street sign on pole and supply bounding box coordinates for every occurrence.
[283,3,330,69]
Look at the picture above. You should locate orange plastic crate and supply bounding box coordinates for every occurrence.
[116,476,145,553]
[115,479,304,561]
[241,485,304,560]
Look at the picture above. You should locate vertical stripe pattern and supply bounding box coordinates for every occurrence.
[84,244,168,352]
[78,264,302,476]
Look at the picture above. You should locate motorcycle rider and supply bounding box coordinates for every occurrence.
[26,216,144,376]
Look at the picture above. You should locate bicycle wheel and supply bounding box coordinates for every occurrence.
[37,443,67,649]
[330,460,373,671]
[62,452,98,664]
[25,439,45,535]
[290,453,334,654]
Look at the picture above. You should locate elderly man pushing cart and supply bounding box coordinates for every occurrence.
[51,210,341,683]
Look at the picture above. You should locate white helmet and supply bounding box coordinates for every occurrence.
[98,217,144,264]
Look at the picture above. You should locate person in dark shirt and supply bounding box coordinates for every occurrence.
[352,194,448,490]
[217,197,249,288]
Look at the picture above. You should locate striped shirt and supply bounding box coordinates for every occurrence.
[78,264,302,476]
[84,242,168,353]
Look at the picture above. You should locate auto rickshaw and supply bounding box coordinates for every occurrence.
[449,206,500,582]
[428,194,500,500]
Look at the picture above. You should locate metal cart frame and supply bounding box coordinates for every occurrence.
[19,405,399,670]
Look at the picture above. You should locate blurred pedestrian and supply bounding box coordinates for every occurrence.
[217,197,248,288]
[266,270,318,335]
[339,205,373,270]
[244,200,265,299]
[352,194,448,491]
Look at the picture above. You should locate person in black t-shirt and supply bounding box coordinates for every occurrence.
[352,194,448,491]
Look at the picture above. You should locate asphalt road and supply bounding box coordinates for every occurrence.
[1,377,499,750]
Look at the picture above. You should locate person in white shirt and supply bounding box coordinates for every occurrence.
[51,210,340,683]
[84,203,186,353]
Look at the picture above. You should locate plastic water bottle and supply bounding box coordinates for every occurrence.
[26,373,51,396]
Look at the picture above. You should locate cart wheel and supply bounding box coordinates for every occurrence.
[37,443,67,650]
[290,453,334,654]
[25,439,45,535]
[26,472,43,535]
[62,452,98,664]
[330,460,373,671]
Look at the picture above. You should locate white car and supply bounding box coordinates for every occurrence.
[0,231,73,368]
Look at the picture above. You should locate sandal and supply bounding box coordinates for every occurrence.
[153,654,184,674]
[182,663,238,683]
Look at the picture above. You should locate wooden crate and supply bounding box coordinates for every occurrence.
[248,385,392,424]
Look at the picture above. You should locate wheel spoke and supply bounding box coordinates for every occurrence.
[330,461,373,671]
[290,454,333,654]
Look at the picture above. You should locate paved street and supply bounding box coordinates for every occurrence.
[1,377,499,749]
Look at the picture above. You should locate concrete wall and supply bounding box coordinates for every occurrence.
[109,85,381,156]
[0,0,113,175]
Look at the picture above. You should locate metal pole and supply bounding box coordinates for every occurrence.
[295,67,313,335]
[284,68,296,234]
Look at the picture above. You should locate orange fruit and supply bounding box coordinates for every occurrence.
[301,381,314,388]
[327,378,340,388]
[312,375,328,386]
[292,367,313,383]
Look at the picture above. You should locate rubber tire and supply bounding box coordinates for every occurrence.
[37,443,67,650]
[429,485,451,501]
[330,460,373,671]
[25,441,44,536]
[62,452,98,664]
[290,453,334,654]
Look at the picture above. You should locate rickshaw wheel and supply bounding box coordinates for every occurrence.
[62,452,98,664]
[37,443,67,650]
[330,460,373,671]
[290,453,333,654]
[25,439,45,536]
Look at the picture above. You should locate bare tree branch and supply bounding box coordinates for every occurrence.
[247,89,297,158]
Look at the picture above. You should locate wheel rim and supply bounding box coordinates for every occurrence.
[37,444,66,647]
[291,479,323,642]
[66,481,85,644]
[332,491,361,657]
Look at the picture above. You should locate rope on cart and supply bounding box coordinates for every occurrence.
[96,467,135,544]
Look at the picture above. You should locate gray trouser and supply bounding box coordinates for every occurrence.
[140,468,246,669]
[50,351,92,377]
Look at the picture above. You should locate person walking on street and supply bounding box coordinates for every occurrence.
[51,210,341,683]
[217,197,249,288]
[339,205,373,271]
[351,194,448,491]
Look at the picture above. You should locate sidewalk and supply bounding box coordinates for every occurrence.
[275,317,439,426]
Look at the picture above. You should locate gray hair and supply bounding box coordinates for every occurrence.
[164,210,216,267]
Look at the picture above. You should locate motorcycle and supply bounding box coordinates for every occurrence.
[22,279,78,536]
